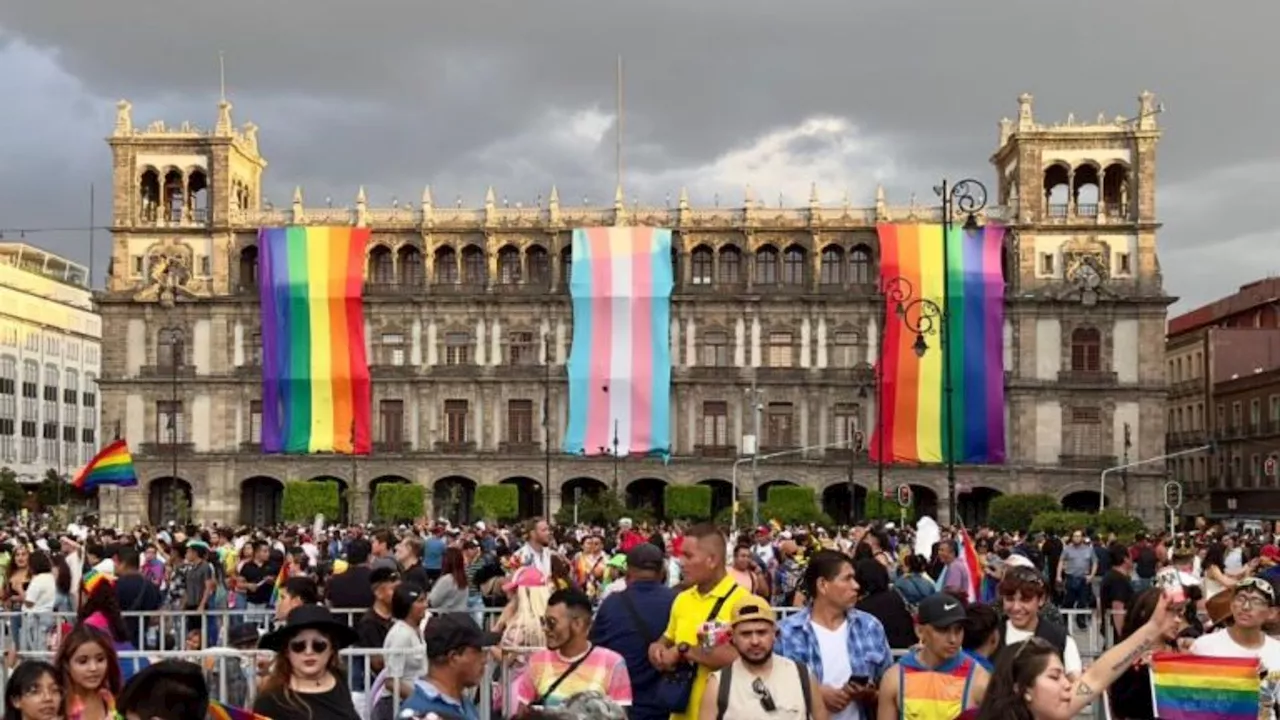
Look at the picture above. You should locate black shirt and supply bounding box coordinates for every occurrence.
[1099,568,1135,640]
[114,573,163,648]
[355,608,394,650]
[402,564,431,592]
[252,675,360,720]
[242,561,274,605]
[324,566,374,625]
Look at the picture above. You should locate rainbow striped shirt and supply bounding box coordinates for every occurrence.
[511,645,633,710]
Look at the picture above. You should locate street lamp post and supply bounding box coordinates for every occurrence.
[542,329,552,519]
[158,327,183,515]
[744,383,764,528]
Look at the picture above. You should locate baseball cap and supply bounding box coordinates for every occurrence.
[1260,545,1280,563]
[1235,577,1277,606]
[424,614,500,658]
[626,542,664,572]
[728,594,777,627]
[917,593,967,628]
[369,567,401,587]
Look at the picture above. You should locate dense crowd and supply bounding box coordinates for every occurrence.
[0,513,1275,719]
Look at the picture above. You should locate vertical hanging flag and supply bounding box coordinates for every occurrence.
[563,227,673,457]
[869,223,1006,464]
[258,226,372,454]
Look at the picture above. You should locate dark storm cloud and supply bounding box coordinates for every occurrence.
[0,0,1277,309]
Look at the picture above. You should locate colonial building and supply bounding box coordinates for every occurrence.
[97,92,1170,528]
[0,244,100,484]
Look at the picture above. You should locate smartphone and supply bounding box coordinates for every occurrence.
[847,675,870,687]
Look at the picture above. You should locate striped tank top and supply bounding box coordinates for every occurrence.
[897,649,977,720]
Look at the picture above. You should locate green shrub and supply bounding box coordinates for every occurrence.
[474,485,519,521]
[665,485,712,521]
[373,483,425,522]
[864,491,913,523]
[988,494,1060,533]
[282,480,340,523]
[759,486,832,526]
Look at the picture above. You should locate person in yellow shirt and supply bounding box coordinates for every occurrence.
[647,524,742,720]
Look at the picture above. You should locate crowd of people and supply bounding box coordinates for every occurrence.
[0,512,1274,719]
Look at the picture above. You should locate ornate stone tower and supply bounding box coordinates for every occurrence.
[992,92,1171,522]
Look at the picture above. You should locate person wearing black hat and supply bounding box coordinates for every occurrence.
[252,605,362,720]
[394,613,499,720]
[354,566,401,682]
[116,660,208,720]
[877,594,990,720]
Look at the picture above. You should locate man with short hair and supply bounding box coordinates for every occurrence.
[423,525,447,584]
[701,593,826,720]
[370,528,399,571]
[513,588,633,711]
[1190,576,1280,717]
[1057,529,1096,630]
[355,567,401,680]
[325,537,375,616]
[877,594,989,720]
[516,517,556,577]
[401,613,498,720]
[396,534,430,589]
[117,660,210,720]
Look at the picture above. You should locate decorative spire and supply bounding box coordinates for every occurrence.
[355,187,368,227]
[215,100,234,136]
[1017,92,1035,130]
[114,100,133,136]
[678,187,689,210]
[808,182,819,208]
[421,186,433,208]
[614,183,624,206]
[875,183,887,220]
[548,185,561,223]
[292,186,303,205]
[356,186,367,205]
[484,186,496,209]
[744,183,755,207]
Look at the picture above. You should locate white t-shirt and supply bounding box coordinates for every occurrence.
[1190,629,1280,719]
[811,621,863,720]
[1004,621,1083,677]
[754,542,776,567]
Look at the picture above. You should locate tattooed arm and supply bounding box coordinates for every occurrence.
[1063,593,1178,717]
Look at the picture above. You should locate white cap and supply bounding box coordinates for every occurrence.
[1004,554,1036,569]
[35,538,48,552]
[884,522,896,530]
[474,521,486,532]
[619,518,633,527]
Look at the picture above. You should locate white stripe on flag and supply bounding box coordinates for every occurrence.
[609,228,634,457]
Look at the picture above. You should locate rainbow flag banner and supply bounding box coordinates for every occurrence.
[258,227,372,454]
[1150,652,1262,720]
[72,439,138,490]
[208,698,272,720]
[269,561,290,605]
[563,227,673,457]
[869,223,1006,464]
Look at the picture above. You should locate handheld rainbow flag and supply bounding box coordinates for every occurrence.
[258,226,372,454]
[1149,652,1262,720]
[563,227,673,457]
[72,439,138,490]
[208,698,272,720]
[869,223,1007,464]
[269,561,290,606]
[957,528,982,603]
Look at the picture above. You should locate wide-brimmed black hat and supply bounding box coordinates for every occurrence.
[259,604,358,652]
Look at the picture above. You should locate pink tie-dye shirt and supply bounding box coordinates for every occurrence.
[511,645,632,710]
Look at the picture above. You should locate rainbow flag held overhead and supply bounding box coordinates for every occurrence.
[258,227,372,454]
[208,699,272,720]
[72,439,138,490]
[868,223,1007,464]
[563,227,673,458]
[1149,652,1262,720]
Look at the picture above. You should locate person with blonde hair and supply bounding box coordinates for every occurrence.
[493,566,552,713]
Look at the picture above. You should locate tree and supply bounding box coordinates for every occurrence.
[36,469,65,509]
[0,467,24,514]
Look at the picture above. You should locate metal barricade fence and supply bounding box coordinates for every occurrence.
[0,606,1138,719]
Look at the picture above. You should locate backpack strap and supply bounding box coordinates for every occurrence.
[715,663,734,720]
[796,661,813,719]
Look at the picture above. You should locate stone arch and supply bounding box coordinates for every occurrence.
[909,483,940,521]
[240,476,283,526]
[497,244,521,284]
[367,244,394,284]
[957,486,1003,528]
[433,476,476,525]
[1058,483,1114,511]
[781,243,807,286]
[757,479,798,504]
[1102,162,1130,211]
[237,245,258,292]
[460,244,486,285]
[627,477,668,519]
[822,481,868,525]
[698,479,735,519]
[717,244,743,284]
[526,244,551,286]
[433,245,458,284]
[368,475,413,522]
[148,476,193,526]
[560,245,573,288]
[690,244,714,285]
[849,243,875,285]
[500,476,545,521]
[754,244,779,285]
[397,245,424,286]
[307,476,349,524]
[1073,162,1102,212]
[562,477,608,504]
[1043,162,1071,214]
[819,244,845,285]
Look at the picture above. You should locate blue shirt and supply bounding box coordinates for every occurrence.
[404,679,480,720]
[423,536,447,571]
[589,579,677,720]
[774,606,893,684]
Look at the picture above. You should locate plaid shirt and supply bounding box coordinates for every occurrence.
[775,606,893,684]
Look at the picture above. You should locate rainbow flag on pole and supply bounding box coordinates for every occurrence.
[208,699,271,720]
[869,223,1006,464]
[563,227,673,457]
[1150,652,1262,720]
[269,561,290,606]
[957,528,982,602]
[71,439,138,490]
[258,227,372,454]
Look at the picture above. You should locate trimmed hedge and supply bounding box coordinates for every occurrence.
[474,484,519,521]
[988,494,1060,533]
[282,480,340,523]
[665,485,712,521]
[374,482,425,522]
[759,486,832,526]
[865,491,913,523]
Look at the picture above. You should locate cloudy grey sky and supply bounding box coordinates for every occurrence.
[0,1,1275,312]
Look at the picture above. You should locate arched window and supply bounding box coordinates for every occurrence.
[1070,327,1102,372]
[497,246,521,284]
[782,246,806,285]
[850,244,874,285]
[691,246,714,285]
[433,247,458,284]
[719,246,742,284]
[527,246,550,286]
[238,246,258,291]
[820,246,844,285]
[368,245,394,285]
[397,246,424,286]
[755,246,778,285]
[461,246,486,285]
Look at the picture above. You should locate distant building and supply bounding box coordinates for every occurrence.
[0,244,101,484]
[98,92,1170,528]
[1165,279,1280,517]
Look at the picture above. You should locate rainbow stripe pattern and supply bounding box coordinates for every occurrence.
[1150,653,1262,720]
[869,223,1007,464]
[208,699,272,720]
[563,227,673,457]
[258,227,372,454]
[269,561,290,606]
[72,439,138,490]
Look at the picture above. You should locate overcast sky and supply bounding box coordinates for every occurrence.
[1,1,1276,313]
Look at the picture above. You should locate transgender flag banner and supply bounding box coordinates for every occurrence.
[563,227,673,458]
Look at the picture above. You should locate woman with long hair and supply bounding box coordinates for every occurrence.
[76,571,148,683]
[56,624,122,720]
[974,592,1181,720]
[3,660,61,720]
[4,543,31,646]
[428,547,469,613]
[19,552,55,653]
[252,605,360,720]
[51,554,73,615]
[853,558,917,649]
[1106,587,1191,720]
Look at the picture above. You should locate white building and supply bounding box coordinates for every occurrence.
[0,244,101,484]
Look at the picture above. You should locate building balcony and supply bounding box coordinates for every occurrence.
[493,363,553,381]
[364,282,424,296]
[491,281,555,296]
[681,365,740,381]
[1166,430,1210,448]
[434,440,477,454]
[370,364,418,379]
[137,365,197,380]
[429,282,487,296]
[695,444,736,458]
[1209,487,1280,517]
[1056,370,1119,386]
[1057,453,1119,469]
[427,364,479,379]
[755,367,810,384]
[498,441,540,455]
[373,439,410,453]
[137,442,196,457]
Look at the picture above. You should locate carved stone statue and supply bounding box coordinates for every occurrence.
[115,100,133,135]
[134,243,206,302]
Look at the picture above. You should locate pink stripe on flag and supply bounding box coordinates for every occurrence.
[630,227,654,451]
[585,228,614,453]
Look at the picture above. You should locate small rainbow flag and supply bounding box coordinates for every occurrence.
[208,699,271,720]
[957,528,982,603]
[869,223,1007,464]
[82,568,114,596]
[72,439,138,490]
[259,226,372,455]
[1150,652,1262,720]
[269,561,290,606]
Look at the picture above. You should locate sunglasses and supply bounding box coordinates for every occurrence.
[751,678,777,712]
[288,638,331,654]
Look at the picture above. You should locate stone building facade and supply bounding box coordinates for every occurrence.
[96,92,1171,528]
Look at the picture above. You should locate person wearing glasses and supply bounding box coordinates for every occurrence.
[995,566,1081,680]
[1189,576,1280,718]
[699,593,825,720]
[253,605,361,720]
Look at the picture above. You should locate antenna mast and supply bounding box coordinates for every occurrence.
[616,54,624,197]
[219,51,227,102]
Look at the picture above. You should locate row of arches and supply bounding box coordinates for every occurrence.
[138,167,209,224]
[1042,161,1131,218]
[148,475,1111,528]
